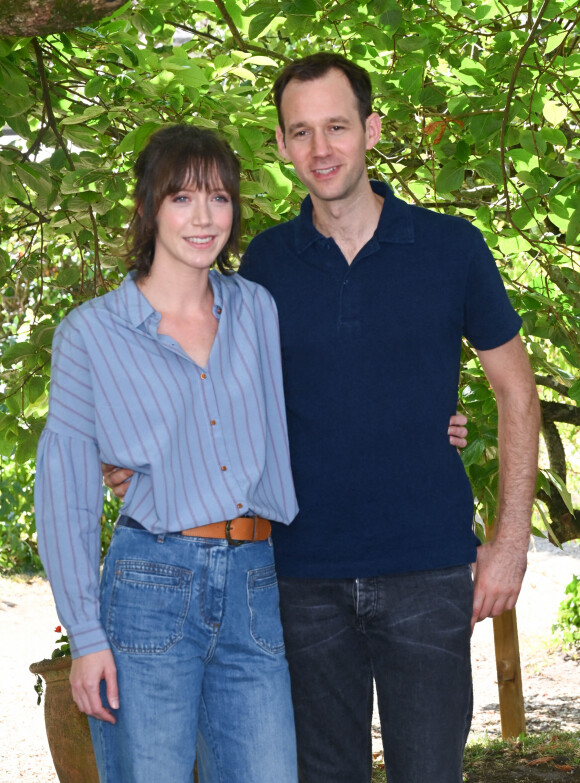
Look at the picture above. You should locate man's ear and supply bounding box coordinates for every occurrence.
[275,126,290,160]
[365,112,382,151]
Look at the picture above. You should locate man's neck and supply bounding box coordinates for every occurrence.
[311,183,383,265]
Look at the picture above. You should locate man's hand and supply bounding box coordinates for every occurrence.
[471,335,540,632]
[448,413,468,448]
[471,539,527,631]
[102,463,134,500]
[70,649,119,723]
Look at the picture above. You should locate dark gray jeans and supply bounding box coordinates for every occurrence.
[278,565,473,783]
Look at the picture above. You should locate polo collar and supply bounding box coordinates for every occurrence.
[294,180,415,254]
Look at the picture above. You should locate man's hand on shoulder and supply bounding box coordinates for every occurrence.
[448,413,468,449]
[102,463,133,500]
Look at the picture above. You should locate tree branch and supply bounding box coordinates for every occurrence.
[31,38,74,171]
[213,0,291,64]
[538,411,580,543]
[541,399,580,426]
[499,0,551,220]
[535,375,573,398]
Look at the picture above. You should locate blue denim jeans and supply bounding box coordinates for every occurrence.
[278,566,473,783]
[89,526,298,783]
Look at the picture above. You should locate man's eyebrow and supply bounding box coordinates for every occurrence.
[287,116,351,134]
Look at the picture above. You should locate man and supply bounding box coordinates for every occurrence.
[106,54,540,783]
[239,54,540,783]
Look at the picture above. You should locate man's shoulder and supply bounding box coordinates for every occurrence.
[408,199,479,236]
[246,216,298,254]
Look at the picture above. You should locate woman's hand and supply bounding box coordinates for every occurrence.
[70,649,119,724]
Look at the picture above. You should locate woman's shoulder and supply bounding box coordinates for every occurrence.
[214,270,275,306]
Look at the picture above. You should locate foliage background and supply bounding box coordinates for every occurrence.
[0,0,578,572]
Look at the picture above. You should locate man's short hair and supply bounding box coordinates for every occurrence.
[273,53,373,134]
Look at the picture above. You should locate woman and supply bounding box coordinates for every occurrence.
[35,125,299,783]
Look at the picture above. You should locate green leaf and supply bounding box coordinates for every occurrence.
[435,161,465,193]
[61,106,107,125]
[379,2,403,29]
[543,469,575,515]
[461,438,486,467]
[27,375,48,404]
[543,100,567,126]
[244,56,279,67]
[473,157,503,185]
[544,31,567,55]
[117,122,163,155]
[1,342,35,367]
[61,125,101,149]
[566,207,580,246]
[248,11,278,39]
[399,35,431,53]
[400,66,423,95]
[520,129,547,156]
[284,0,318,15]
[469,114,502,143]
[539,126,568,147]
[260,163,293,199]
[55,267,81,288]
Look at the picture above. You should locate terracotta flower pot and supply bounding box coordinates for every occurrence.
[29,656,99,783]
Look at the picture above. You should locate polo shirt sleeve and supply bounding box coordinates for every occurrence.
[463,227,522,351]
[35,316,109,658]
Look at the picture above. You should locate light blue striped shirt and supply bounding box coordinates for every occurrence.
[35,271,298,657]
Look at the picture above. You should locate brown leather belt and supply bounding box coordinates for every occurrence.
[180,515,271,545]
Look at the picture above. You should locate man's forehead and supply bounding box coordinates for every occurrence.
[280,72,359,122]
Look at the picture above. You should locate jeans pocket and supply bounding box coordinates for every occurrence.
[247,564,285,655]
[106,559,192,653]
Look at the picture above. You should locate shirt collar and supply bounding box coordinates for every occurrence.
[117,269,224,328]
[117,272,156,328]
[294,179,415,254]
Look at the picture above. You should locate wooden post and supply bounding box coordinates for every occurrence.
[492,607,526,738]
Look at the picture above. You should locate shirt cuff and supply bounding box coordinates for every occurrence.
[69,621,110,659]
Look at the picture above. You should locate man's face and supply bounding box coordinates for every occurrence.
[275,69,380,204]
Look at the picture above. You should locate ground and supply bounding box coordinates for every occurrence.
[1,537,579,781]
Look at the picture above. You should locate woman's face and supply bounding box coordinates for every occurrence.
[152,179,234,275]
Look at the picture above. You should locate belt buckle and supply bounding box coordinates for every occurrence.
[225,519,244,547]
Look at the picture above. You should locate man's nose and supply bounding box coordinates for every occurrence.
[312,130,331,156]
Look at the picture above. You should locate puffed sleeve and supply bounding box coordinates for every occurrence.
[35,315,109,657]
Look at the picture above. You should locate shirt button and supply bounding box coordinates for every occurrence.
[236,503,243,509]
[210,420,216,426]
[221,465,227,471]
[200,373,207,379]
[216,307,222,314]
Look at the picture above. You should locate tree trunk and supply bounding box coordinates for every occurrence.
[0,0,125,37]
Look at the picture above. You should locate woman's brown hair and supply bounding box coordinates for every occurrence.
[126,124,241,279]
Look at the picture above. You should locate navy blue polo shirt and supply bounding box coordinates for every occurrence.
[240,181,522,579]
